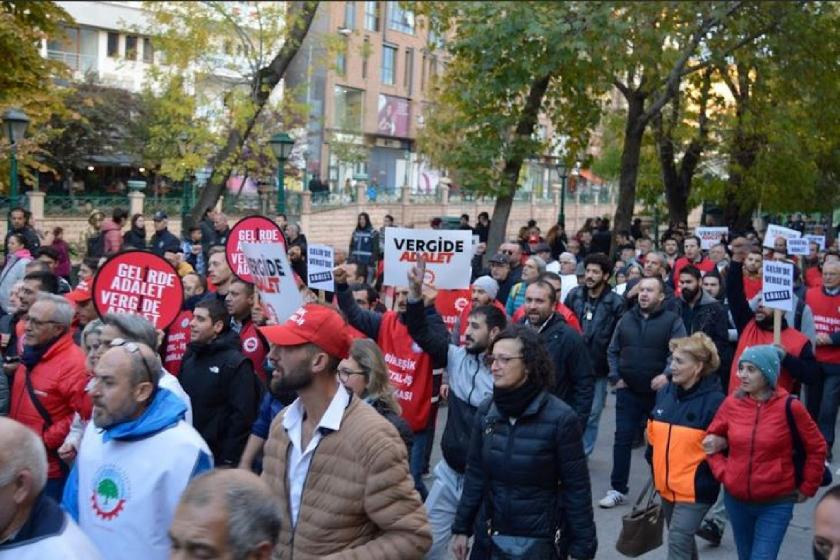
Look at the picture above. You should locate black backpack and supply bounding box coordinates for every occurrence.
[86,232,105,259]
[786,395,832,488]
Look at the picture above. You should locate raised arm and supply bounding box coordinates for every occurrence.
[335,266,382,339]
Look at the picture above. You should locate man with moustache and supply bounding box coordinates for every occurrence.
[259,304,431,559]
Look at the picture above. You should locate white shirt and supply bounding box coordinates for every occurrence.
[159,369,193,425]
[283,385,349,527]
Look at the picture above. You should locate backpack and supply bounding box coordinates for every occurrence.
[793,297,806,332]
[86,232,105,259]
[785,395,831,488]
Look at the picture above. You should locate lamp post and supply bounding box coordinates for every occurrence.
[555,160,568,227]
[2,108,30,211]
[269,132,295,214]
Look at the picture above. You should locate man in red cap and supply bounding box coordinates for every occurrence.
[259,304,431,559]
[65,280,97,346]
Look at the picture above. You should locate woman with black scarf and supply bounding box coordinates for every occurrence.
[450,324,597,560]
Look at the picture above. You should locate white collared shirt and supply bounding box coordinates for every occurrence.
[283,384,349,527]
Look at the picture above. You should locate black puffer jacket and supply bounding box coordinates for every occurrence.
[678,292,730,377]
[452,391,597,560]
[565,285,626,377]
[522,313,594,429]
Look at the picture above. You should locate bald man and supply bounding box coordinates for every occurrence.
[0,417,101,558]
[814,485,840,560]
[170,470,281,560]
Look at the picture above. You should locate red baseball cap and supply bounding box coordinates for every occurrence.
[259,304,351,359]
[65,280,92,304]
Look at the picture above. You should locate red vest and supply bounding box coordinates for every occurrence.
[435,289,471,332]
[239,319,269,384]
[743,275,763,301]
[163,310,192,376]
[377,311,433,432]
[806,287,840,364]
[729,321,809,395]
[805,267,823,289]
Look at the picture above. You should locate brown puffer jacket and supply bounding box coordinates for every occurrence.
[262,393,431,560]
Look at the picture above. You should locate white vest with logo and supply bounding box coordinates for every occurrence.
[76,420,211,560]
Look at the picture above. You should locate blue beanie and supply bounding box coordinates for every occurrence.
[739,344,785,388]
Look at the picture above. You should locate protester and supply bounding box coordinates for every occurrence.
[49,226,71,280]
[602,276,686,508]
[474,211,490,243]
[180,299,260,466]
[452,276,504,345]
[122,213,146,250]
[672,236,716,295]
[170,470,281,560]
[497,241,524,303]
[741,245,764,300]
[9,294,88,501]
[504,255,546,316]
[813,485,840,560]
[347,282,380,310]
[0,233,32,314]
[212,212,230,246]
[182,226,206,275]
[487,252,513,304]
[285,223,308,281]
[647,333,724,559]
[5,207,40,256]
[65,279,97,345]
[259,304,432,558]
[149,211,180,257]
[225,279,269,384]
[701,269,737,392]
[62,341,212,560]
[33,247,71,293]
[450,324,596,560]
[77,257,99,285]
[205,246,234,301]
[85,210,105,259]
[704,344,827,560]
[521,279,594,429]
[565,252,626,456]
[0,417,101,559]
[677,265,730,372]
[100,207,127,256]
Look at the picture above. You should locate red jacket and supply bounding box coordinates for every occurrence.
[9,331,89,479]
[806,286,840,364]
[673,256,716,296]
[100,218,123,255]
[706,389,826,501]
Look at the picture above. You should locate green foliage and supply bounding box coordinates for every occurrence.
[97,478,118,504]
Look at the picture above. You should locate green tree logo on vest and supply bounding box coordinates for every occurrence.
[91,466,129,520]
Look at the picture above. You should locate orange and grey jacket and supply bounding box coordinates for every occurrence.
[646,375,725,504]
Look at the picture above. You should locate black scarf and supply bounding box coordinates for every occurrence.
[21,336,61,369]
[493,377,541,418]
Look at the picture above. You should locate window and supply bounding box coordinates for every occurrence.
[334,86,363,131]
[343,1,356,30]
[362,36,370,78]
[364,1,379,31]
[404,48,414,94]
[143,37,154,63]
[125,35,138,60]
[381,44,396,86]
[336,39,347,76]
[107,32,119,57]
[388,4,414,34]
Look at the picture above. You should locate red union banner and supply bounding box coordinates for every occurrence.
[226,216,287,282]
[92,251,184,329]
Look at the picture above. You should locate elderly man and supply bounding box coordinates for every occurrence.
[170,470,280,560]
[9,294,88,501]
[62,341,211,560]
[0,417,101,559]
[547,252,580,302]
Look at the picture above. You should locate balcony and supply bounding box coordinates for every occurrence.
[47,50,98,74]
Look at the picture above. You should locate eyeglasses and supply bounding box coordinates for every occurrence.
[501,250,514,255]
[28,317,61,328]
[110,338,156,385]
[483,354,524,367]
[337,366,367,383]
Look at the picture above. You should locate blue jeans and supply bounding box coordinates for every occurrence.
[818,366,840,460]
[611,388,656,495]
[411,428,432,501]
[583,377,608,456]
[724,491,793,560]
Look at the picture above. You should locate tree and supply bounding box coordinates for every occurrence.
[139,1,318,223]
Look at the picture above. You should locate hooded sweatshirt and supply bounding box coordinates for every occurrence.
[62,389,212,560]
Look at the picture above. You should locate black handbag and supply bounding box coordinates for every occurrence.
[615,477,664,557]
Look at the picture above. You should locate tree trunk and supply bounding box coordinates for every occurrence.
[486,194,514,265]
[612,94,646,255]
[189,1,319,225]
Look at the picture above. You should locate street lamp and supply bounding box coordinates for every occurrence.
[269,132,294,214]
[555,160,568,227]
[2,108,30,210]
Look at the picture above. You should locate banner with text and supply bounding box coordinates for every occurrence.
[762,260,794,312]
[696,227,729,250]
[805,235,826,251]
[384,227,473,289]
[241,242,302,324]
[92,251,184,329]
[763,224,802,249]
[787,238,810,256]
[307,244,335,292]
[226,216,286,282]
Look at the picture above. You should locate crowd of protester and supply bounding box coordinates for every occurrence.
[0,203,838,560]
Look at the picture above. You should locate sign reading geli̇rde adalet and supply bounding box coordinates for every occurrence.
[92,251,184,329]
[241,242,302,324]
[762,260,794,313]
[383,227,473,289]
[226,216,286,283]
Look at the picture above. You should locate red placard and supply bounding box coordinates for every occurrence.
[226,215,287,282]
[92,251,184,329]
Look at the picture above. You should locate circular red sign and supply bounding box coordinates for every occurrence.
[91,251,184,330]
[226,216,287,282]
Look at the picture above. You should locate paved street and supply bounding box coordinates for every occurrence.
[427,388,821,558]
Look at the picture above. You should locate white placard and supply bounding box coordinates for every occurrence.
[383,227,473,289]
[695,227,729,250]
[762,261,794,312]
[472,235,480,256]
[242,242,303,324]
[805,235,826,251]
[786,238,810,256]
[763,224,801,248]
[306,244,335,292]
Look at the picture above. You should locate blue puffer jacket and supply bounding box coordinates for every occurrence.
[452,391,597,560]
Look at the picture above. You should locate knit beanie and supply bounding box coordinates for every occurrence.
[739,344,785,388]
[472,276,499,300]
